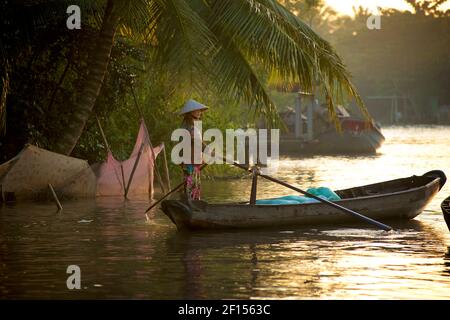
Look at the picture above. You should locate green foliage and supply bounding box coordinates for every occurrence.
[71,37,250,181]
[1,0,371,177]
[269,90,298,111]
[327,5,450,119]
[0,0,90,162]
[275,0,450,122]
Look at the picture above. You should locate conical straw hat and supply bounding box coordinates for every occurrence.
[178,99,209,115]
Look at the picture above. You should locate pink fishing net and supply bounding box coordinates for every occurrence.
[96,119,163,198]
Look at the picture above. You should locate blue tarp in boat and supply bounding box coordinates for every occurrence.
[255,187,340,205]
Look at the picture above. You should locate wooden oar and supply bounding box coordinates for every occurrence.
[144,163,208,214]
[145,181,184,215]
[228,160,392,231]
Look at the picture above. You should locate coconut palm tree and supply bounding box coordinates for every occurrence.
[47,0,364,155]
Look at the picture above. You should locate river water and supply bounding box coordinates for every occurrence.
[1,126,450,299]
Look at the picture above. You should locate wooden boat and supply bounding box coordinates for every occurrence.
[441,195,450,232]
[279,104,385,155]
[280,127,384,155]
[161,170,446,231]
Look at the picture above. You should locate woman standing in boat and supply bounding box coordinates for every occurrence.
[179,99,209,200]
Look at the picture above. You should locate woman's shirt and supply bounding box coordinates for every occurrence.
[181,120,203,165]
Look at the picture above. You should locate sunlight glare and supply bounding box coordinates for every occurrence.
[324,0,415,16]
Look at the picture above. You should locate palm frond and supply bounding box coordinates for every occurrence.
[208,0,368,123]
[260,0,368,118]
[209,37,280,126]
[116,0,161,42]
[150,0,217,93]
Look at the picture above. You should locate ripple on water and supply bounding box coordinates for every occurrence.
[1,126,450,299]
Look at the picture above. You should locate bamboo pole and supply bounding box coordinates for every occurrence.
[162,143,171,190]
[47,58,71,113]
[96,115,110,152]
[130,86,167,194]
[120,164,126,195]
[249,166,258,205]
[96,115,127,197]
[124,142,145,199]
[145,122,167,194]
[48,184,63,211]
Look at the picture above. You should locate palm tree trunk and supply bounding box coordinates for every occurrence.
[53,0,120,155]
[0,68,9,135]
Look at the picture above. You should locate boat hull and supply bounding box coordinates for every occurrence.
[161,174,442,231]
[441,196,450,232]
[280,129,385,155]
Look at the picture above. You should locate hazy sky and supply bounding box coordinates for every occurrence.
[324,0,450,16]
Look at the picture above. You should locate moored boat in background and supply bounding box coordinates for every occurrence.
[280,118,385,155]
[278,101,385,155]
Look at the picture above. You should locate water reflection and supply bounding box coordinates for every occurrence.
[1,126,450,299]
[164,217,449,299]
[444,248,450,276]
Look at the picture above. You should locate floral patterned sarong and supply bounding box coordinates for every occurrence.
[182,164,202,200]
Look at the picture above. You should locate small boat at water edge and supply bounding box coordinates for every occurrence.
[278,104,385,155]
[161,171,446,231]
[280,119,385,155]
[441,196,450,232]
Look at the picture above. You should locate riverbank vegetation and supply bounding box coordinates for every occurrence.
[1,0,448,180]
[277,0,450,122]
[0,0,364,180]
